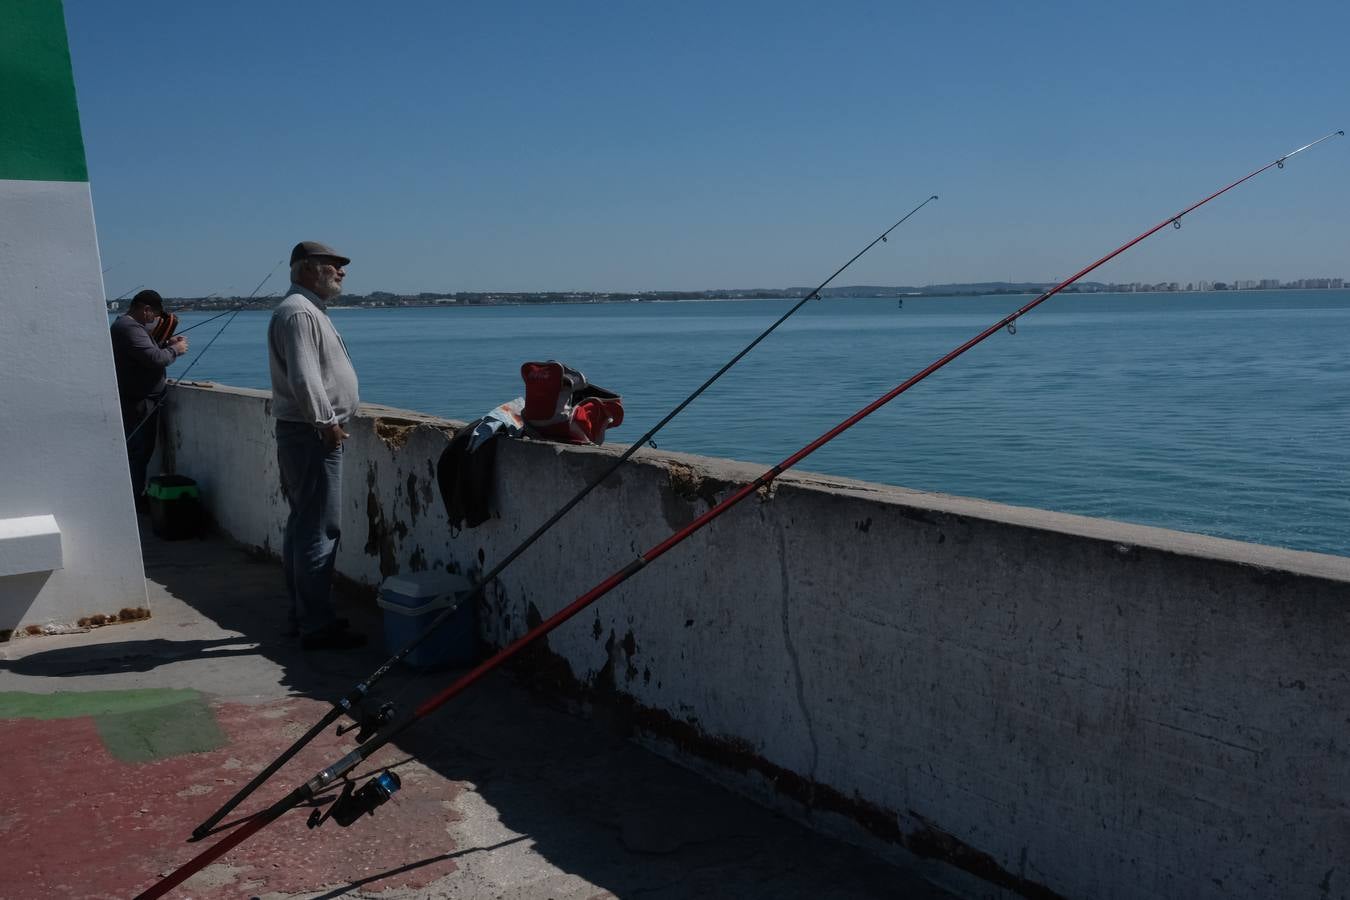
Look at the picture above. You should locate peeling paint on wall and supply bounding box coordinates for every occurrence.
[662,462,724,529]
[665,461,729,506]
[373,417,419,449]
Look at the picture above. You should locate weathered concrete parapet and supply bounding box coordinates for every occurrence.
[162,382,1350,900]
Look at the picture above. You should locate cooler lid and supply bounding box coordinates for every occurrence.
[380,571,470,599]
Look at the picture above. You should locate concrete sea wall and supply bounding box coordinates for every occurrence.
[161,383,1349,900]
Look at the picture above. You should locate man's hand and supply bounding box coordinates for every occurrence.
[169,335,189,355]
[322,422,349,449]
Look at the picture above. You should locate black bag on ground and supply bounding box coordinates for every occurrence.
[147,474,204,540]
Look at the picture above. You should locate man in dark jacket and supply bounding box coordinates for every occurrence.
[110,289,188,510]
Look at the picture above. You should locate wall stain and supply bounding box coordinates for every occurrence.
[418,463,436,518]
[592,627,641,687]
[409,545,427,572]
[897,508,939,527]
[406,472,422,524]
[597,630,619,690]
[622,629,639,682]
[498,635,1064,900]
[364,485,399,578]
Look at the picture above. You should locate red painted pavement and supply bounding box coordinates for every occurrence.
[0,696,467,899]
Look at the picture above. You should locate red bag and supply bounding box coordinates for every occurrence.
[520,361,623,445]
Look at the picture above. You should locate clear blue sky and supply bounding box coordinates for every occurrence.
[65,0,1349,297]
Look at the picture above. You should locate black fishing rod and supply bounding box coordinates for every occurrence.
[124,262,284,444]
[174,291,283,335]
[137,131,1342,900]
[108,282,144,305]
[186,194,941,841]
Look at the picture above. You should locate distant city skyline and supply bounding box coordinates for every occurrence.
[1069,276,1346,293]
[108,275,1349,310]
[66,1,1350,298]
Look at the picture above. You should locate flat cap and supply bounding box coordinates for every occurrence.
[289,241,351,266]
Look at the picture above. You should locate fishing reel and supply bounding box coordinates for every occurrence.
[307,771,402,830]
[336,700,396,744]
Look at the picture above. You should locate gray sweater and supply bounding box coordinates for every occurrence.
[267,285,359,427]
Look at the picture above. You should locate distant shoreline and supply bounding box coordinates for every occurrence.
[107,285,1350,313]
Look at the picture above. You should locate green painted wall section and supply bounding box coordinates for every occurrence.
[0,689,226,761]
[0,0,89,182]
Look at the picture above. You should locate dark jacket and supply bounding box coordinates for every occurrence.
[110,314,177,417]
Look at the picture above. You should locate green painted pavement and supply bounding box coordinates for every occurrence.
[0,0,89,182]
[96,694,226,762]
[0,688,199,719]
[0,689,226,762]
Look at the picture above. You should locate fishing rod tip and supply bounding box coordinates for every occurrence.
[931,195,939,200]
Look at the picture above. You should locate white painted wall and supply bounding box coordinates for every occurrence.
[0,179,148,635]
[161,383,1350,900]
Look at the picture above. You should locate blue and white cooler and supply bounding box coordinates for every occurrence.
[376,572,476,669]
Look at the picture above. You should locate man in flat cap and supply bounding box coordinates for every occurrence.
[110,289,189,511]
[268,241,365,650]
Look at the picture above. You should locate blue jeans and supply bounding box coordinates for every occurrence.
[276,420,344,637]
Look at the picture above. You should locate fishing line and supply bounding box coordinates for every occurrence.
[186,194,941,841]
[123,261,284,444]
[174,291,288,336]
[109,282,144,304]
[135,131,1343,900]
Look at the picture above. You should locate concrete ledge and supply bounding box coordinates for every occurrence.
[0,515,62,577]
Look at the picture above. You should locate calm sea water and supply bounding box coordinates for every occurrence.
[156,291,1350,557]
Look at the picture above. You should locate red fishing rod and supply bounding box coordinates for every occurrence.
[134,130,1342,899]
[187,195,941,841]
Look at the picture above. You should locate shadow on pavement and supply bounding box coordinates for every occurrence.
[31,522,954,899]
[0,637,261,676]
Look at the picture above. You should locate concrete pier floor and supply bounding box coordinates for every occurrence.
[0,523,954,899]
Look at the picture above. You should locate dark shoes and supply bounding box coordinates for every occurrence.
[301,623,366,651]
